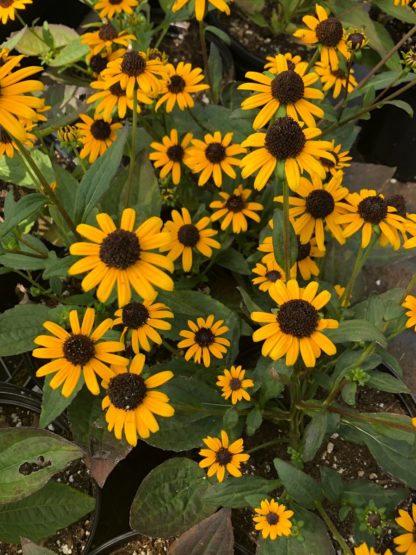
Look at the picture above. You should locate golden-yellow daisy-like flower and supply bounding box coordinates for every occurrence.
[94,0,138,19]
[0,0,31,23]
[354,544,392,555]
[113,300,173,353]
[102,353,174,446]
[178,315,230,367]
[344,29,369,51]
[403,49,416,71]
[0,55,44,142]
[275,171,348,251]
[101,50,167,96]
[334,284,351,307]
[33,308,127,397]
[403,295,416,331]
[77,114,122,163]
[172,0,231,21]
[293,3,350,70]
[88,48,125,76]
[412,417,416,428]
[394,504,416,554]
[155,62,209,112]
[57,125,80,145]
[185,131,246,188]
[337,189,405,249]
[321,140,351,176]
[160,207,220,272]
[0,123,35,157]
[253,499,294,540]
[199,430,249,482]
[216,365,254,404]
[209,185,263,233]
[88,79,152,120]
[252,259,286,292]
[82,23,135,57]
[239,56,324,129]
[394,0,413,5]
[252,279,339,367]
[240,116,334,191]
[315,61,358,99]
[69,208,174,306]
[264,52,302,73]
[149,129,193,185]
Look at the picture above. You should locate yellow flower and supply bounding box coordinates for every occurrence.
[57,125,80,144]
[264,52,303,73]
[88,49,125,76]
[293,3,350,70]
[155,62,209,112]
[209,185,263,233]
[394,0,413,5]
[88,79,152,120]
[102,353,174,446]
[252,259,286,292]
[178,315,230,367]
[315,61,358,99]
[68,208,174,306]
[321,141,352,176]
[337,189,405,249]
[82,24,135,57]
[161,207,220,272]
[240,116,334,191]
[102,50,167,96]
[354,544,392,555]
[199,430,249,482]
[185,131,246,188]
[252,279,339,367]
[239,55,324,129]
[172,0,231,21]
[253,499,294,540]
[0,55,44,142]
[0,122,35,157]
[412,417,416,428]
[403,295,416,331]
[0,0,31,23]
[94,0,139,19]
[274,171,348,251]
[114,300,173,353]
[33,308,127,397]
[77,114,122,163]
[344,29,369,51]
[149,129,193,185]
[404,213,416,248]
[403,49,416,71]
[334,284,350,307]
[216,365,254,404]
[394,504,416,554]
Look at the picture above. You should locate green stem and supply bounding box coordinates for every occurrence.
[279,168,291,278]
[154,21,171,49]
[339,235,376,311]
[16,235,48,258]
[198,21,214,102]
[335,54,354,119]
[71,145,87,174]
[315,502,352,555]
[306,48,320,72]
[3,248,47,260]
[373,68,409,104]
[400,272,416,304]
[162,339,177,355]
[247,439,284,455]
[125,92,138,207]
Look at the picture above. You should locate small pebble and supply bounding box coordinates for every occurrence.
[326,442,334,454]
[358,470,365,477]
[369,473,378,480]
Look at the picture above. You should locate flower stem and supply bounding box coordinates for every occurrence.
[198,21,214,102]
[247,439,283,455]
[125,92,138,207]
[315,502,353,555]
[306,48,320,72]
[400,272,416,304]
[279,167,291,278]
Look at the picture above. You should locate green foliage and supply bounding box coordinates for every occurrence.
[0,304,51,356]
[302,412,339,462]
[273,459,323,509]
[203,476,281,508]
[39,375,84,428]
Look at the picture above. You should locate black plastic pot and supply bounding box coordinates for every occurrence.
[88,531,142,555]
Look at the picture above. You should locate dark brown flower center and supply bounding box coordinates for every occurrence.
[178,224,200,247]
[316,17,343,47]
[205,142,226,163]
[229,378,242,391]
[168,75,186,93]
[108,372,147,410]
[99,230,141,269]
[225,194,245,213]
[358,196,387,224]
[265,116,306,159]
[90,120,111,140]
[386,194,407,218]
[63,334,95,366]
[271,70,305,104]
[0,0,14,7]
[90,54,108,74]
[98,23,118,41]
[266,270,281,282]
[194,327,215,347]
[109,82,126,97]
[297,240,311,261]
[367,512,381,529]
[277,299,319,338]
[122,302,149,328]
[121,51,146,77]
[331,68,346,79]
[266,512,279,525]
[109,0,123,4]
[321,153,338,169]
[167,144,184,162]
[348,32,365,49]
[287,60,295,70]
[306,189,335,218]
[216,447,232,466]
[0,126,12,144]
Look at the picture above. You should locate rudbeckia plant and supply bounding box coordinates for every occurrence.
[0,0,416,552]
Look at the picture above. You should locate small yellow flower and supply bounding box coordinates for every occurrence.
[321,141,352,176]
[0,0,32,24]
[264,52,303,73]
[88,79,152,120]
[394,504,416,554]
[81,23,135,57]
[57,125,80,144]
[77,115,122,163]
[403,295,416,331]
[199,430,249,482]
[172,0,231,21]
[252,259,286,292]
[209,185,263,233]
[403,49,416,71]
[216,365,254,404]
[149,129,193,185]
[94,0,139,19]
[155,62,209,112]
[344,29,369,51]
[253,499,294,540]
[178,315,230,367]
[354,544,392,555]
[315,61,358,99]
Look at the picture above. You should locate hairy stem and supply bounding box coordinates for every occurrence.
[315,502,353,555]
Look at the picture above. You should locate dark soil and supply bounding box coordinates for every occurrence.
[110,536,174,554]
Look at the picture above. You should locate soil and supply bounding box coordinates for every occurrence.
[109,536,174,554]
[0,402,97,555]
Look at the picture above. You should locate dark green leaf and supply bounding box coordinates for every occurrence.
[208,42,223,101]
[320,466,344,504]
[367,371,410,394]
[39,375,84,428]
[383,99,414,118]
[302,412,339,462]
[246,407,263,436]
[326,319,387,347]
[203,476,280,509]
[0,253,48,271]
[0,194,45,238]
[272,209,298,270]
[273,459,323,508]
[216,248,251,275]
[0,304,50,356]
[341,480,408,510]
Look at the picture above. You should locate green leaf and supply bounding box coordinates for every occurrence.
[373,0,416,23]
[21,541,57,555]
[48,38,89,67]
[246,407,263,436]
[383,99,414,118]
[0,481,95,543]
[205,25,231,45]
[1,25,28,50]
[272,209,298,270]
[169,508,234,555]
[0,194,45,238]
[254,357,286,404]
[130,458,217,537]
[0,253,48,271]
[0,304,50,356]
[325,319,387,347]
[367,371,410,394]
[11,24,79,56]
[319,466,344,504]
[208,42,223,101]
[273,459,322,509]
[203,476,280,509]
[39,375,84,428]
[0,150,54,190]
[341,480,408,510]
[73,128,128,223]
[216,247,251,275]
[302,412,339,462]
[223,407,239,430]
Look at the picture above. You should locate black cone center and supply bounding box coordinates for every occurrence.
[0,127,11,144]
[178,224,200,247]
[99,230,141,269]
[297,241,311,261]
[91,120,111,140]
[386,194,406,218]
[99,23,118,41]
[265,116,305,159]
[168,75,186,93]
[225,194,245,213]
[109,82,125,97]
[306,189,335,218]
[108,372,147,410]
[358,196,388,224]
[121,51,146,77]
[205,142,226,163]
[90,55,107,74]
[316,17,343,47]
[194,327,215,347]
[216,447,232,465]
[122,302,149,328]
[229,378,242,391]
[266,270,281,282]
[277,299,319,338]
[63,334,95,366]
[167,144,184,162]
[266,513,279,525]
[271,70,305,104]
